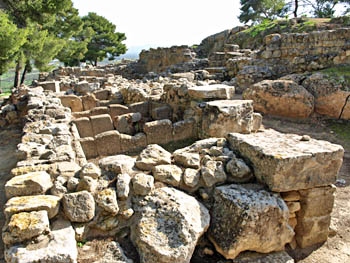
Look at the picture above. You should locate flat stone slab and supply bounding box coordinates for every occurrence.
[227,129,344,192]
[188,84,235,100]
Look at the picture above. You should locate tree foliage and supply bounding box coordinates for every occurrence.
[290,0,350,17]
[239,0,289,24]
[81,12,127,66]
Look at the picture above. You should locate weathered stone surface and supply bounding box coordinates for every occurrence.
[243,80,314,118]
[95,130,121,156]
[226,157,253,183]
[62,191,95,222]
[5,171,53,198]
[79,162,101,179]
[79,137,98,159]
[183,168,200,188]
[172,120,196,141]
[188,84,235,100]
[143,119,173,145]
[208,184,294,259]
[152,164,183,187]
[201,160,227,187]
[227,129,344,192]
[73,117,94,138]
[4,195,60,219]
[5,219,77,263]
[132,173,154,196]
[2,211,50,245]
[120,133,147,153]
[135,144,172,171]
[90,114,114,136]
[57,161,81,178]
[109,104,130,119]
[201,100,255,138]
[96,188,119,215]
[76,176,98,193]
[99,154,135,174]
[232,251,295,263]
[173,150,200,169]
[59,95,83,112]
[131,187,210,263]
[114,112,142,135]
[84,241,133,263]
[116,173,131,200]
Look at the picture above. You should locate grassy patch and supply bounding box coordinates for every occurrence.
[327,120,350,149]
[321,66,350,91]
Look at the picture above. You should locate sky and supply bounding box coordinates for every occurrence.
[72,0,242,52]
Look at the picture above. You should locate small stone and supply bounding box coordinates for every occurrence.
[79,162,101,179]
[116,173,131,200]
[201,160,226,187]
[300,135,311,141]
[152,164,183,187]
[62,191,95,223]
[183,168,200,188]
[96,188,119,215]
[76,176,98,193]
[132,173,154,196]
[173,150,200,169]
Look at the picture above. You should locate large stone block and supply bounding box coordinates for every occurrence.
[95,130,121,156]
[129,101,150,118]
[89,106,109,116]
[188,84,235,100]
[59,95,83,112]
[82,94,99,111]
[120,133,147,153]
[173,119,197,141]
[201,100,254,138]
[227,129,344,192]
[109,104,130,119]
[62,191,95,222]
[79,137,98,159]
[150,103,173,120]
[208,184,294,259]
[73,117,94,138]
[143,119,173,145]
[38,81,60,92]
[90,114,114,136]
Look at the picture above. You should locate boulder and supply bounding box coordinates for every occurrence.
[243,80,314,118]
[188,84,235,100]
[227,129,344,192]
[152,164,183,187]
[5,219,77,263]
[208,184,294,259]
[2,211,50,245]
[62,191,95,222]
[4,195,60,219]
[131,187,210,263]
[5,171,53,198]
[135,144,172,171]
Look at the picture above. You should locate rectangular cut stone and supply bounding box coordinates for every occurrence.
[201,100,254,138]
[173,120,197,141]
[120,133,147,153]
[227,129,344,192]
[109,104,130,119]
[90,114,114,136]
[95,130,121,156]
[59,95,83,112]
[79,137,98,159]
[188,84,235,100]
[89,106,109,116]
[73,117,94,138]
[129,101,150,117]
[143,119,173,145]
[38,81,60,92]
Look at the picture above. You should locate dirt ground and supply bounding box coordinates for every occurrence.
[0,116,349,263]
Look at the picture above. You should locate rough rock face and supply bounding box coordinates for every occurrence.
[227,129,344,192]
[135,144,172,171]
[5,219,77,263]
[131,187,210,263]
[243,80,314,118]
[188,84,235,100]
[62,191,95,222]
[208,184,294,259]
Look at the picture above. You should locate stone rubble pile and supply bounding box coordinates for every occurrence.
[0,65,344,263]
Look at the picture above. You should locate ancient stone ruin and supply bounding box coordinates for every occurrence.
[0,19,348,263]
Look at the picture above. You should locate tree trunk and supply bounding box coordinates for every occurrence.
[94,59,97,67]
[20,64,28,85]
[14,61,22,88]
[294,0,299,17]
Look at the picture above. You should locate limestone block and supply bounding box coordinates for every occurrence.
[73,117,94,138]
[75,80,92,95]
[120,133,147,153]
[59,95,83,112]
[208,184,294,259]
[116,173,131,200]
[183,168,200,188]
[243,80,314,118]
[4,195,60,219]
[76,176,98,193]
[227,129,344,192]
[226,157,253,183]
[135,144,172,171]
[173,150,200,169]
[90,106,109,116]
[99,154,135,175]
[281,191,301,202]
[152,164,183,187]
[172,119,197,141]
[188,84,235,100]
[79,137,98,159]
[38,81,60,92]
[109,104,130,119]
[82,94,98,111]
[201,160,227,187]
[201,100,254,138]
[232,251,294,263]
[93,89,110,100]
[5,171,53,198]
[151,104,173,120]
[5,219,77,263]
[57,161,81,177]
[132,173,154,196]
[114,112,142,135]
[95,130,121,156]
[2,210,50,245]
[131,187,210,263]
[90,114,113,136]
[96,188,119,215]
[129,101,150,118]
[143,119,173,144]
[62,191,95,222]
[79,162,101,179]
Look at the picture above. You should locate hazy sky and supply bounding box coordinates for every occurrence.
[72,0,242,49]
